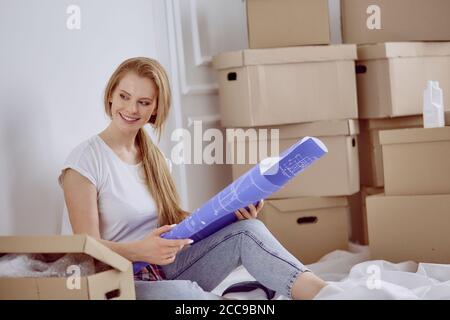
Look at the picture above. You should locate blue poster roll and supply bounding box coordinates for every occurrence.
[133,136,328,273]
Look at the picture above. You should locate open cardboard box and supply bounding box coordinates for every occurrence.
[0,235,136,300]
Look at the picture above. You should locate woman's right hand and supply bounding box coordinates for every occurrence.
[134,224,194,265]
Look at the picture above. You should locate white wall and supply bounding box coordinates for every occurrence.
[0,0,344,234]
[0,0,178,234]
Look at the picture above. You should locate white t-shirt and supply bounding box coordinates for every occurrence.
[58,135,170,243]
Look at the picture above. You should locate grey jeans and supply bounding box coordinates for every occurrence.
[134,219,310,300]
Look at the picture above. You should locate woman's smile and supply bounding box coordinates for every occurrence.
[119,111,141,124]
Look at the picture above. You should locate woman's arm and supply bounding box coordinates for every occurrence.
[61,169,191,264]
[61,169,141,262]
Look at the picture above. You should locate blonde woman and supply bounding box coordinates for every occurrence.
[58,57,327,300]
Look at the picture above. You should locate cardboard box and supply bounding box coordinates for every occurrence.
[247,0,330,49]
[359,116,423,187]
[0,235,136,300]
[380,126,450,196]
[367,193,450,264]
[348,187,384,245]
[213,45,358,127]
[260,197,349,265]
[356,42,450,119]
[341,0,450,45]
[229,120,360,197]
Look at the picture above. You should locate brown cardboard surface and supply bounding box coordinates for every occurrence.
[379,127,450,196]
[213,45,358,127]
[356,42,450,119]
[348,187,384,245]
[214,45,357,69]
[228,119,359,141]
[247,0,330,49]
[379,126,450,145]
[367,193,450,263]
[341,0,450,45]
[228,120,360,197]
[360,115,424,131]
[359,116,424,187]
[268,196,348,212]
[260,197,349,264]
[0,235,135,300]
[357,42,450,61]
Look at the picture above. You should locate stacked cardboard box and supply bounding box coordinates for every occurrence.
[367,127,450,263]
[213,1,357,264]
[341,0,450,246]
[349,42,450,244]
[341,0,450,45]
[246,0,331,49]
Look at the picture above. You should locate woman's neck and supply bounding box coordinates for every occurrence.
[99,123,139,153]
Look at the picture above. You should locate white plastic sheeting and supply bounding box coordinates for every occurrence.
[214,243,450,300]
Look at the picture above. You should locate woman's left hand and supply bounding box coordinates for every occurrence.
[235,200,264,220]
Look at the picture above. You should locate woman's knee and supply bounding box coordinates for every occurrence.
[234,218,267,235]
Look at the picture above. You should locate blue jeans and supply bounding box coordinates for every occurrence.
[134,219,310,300]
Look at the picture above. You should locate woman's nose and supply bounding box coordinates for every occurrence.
[126,101,139,114]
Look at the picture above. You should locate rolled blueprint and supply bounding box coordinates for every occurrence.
[133,136,328,273]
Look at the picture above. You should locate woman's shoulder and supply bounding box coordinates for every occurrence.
[59,135,104,189]
[65,135,101,164]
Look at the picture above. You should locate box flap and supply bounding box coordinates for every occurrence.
[212,51,244,70]
[0,235,86,253]
[275,119,359,140]
[361,187,384,198]
[358,42,450,61]
[0,235,130,272]
[360,116,423,131]
[268,197,348,213]
[213,44,357,70]
[227,119,359,143]
[379,126,450,145]
[83,236,130,272]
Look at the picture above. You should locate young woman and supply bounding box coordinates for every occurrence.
[58,57,327,300]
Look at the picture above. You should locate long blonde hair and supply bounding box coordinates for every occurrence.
[104,57,188,226]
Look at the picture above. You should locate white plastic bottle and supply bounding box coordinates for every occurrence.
[423,81,445,128]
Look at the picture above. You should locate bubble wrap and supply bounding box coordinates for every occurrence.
[0,253,109,278]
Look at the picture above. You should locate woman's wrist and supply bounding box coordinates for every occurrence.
[127,240,144,262]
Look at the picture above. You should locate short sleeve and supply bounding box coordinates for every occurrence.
[58,142,100,189]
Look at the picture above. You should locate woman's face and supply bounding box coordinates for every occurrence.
[109,72,158,132]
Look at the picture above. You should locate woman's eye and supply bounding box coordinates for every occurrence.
[120,94,128,100]
[140,101,150,106]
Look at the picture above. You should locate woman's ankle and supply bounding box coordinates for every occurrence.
[291,271,327,300]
